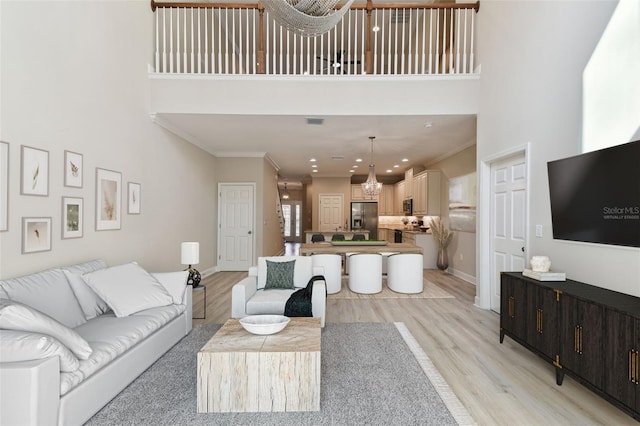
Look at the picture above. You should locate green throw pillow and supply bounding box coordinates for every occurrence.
[264,260,296,289]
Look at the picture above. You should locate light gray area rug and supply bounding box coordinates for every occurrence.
[87,322,475,426]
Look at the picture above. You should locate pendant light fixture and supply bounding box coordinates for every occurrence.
[282,183,290,200]
[361,136,382,197]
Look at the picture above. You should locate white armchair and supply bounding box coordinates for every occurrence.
[231,256,327,327]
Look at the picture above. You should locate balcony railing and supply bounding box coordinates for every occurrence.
[150,0,479,76]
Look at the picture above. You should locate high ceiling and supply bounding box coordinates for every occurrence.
[154,113,477,182]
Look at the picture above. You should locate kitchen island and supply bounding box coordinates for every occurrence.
[299,242,422,256]
[304,230,369,243]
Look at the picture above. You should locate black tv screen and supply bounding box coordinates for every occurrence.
[547,140,640,248]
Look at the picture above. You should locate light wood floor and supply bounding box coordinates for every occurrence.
[193,270,638,425]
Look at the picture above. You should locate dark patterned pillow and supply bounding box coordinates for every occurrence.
[265,260,296,289]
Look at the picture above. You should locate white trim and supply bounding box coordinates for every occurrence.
[476,143,531,310]
[201,266,217,278]
[394,322,477,426]
[449,268,476,285]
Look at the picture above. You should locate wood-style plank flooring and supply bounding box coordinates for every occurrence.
[192,264,637,425]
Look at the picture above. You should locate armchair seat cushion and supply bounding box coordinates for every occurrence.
[246,289,296,315]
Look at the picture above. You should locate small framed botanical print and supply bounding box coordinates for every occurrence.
[21,145,49,196]
[62,197,83,239]
[128,182,141,214]
[64,150,83,188]
[95,168,121,231]
[22,217,52,254]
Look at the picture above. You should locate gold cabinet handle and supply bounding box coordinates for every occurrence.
[508,296,515,318]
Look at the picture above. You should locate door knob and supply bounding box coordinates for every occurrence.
[521,247,525,252]
[248,230,252,235]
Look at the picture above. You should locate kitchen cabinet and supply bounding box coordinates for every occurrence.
[378,185,394,215]
[402,231,415,245]
[351,184,378,201]
[604,310,640,412]
[404,169,414,198]
[500,272,640,421]
[413,170,441,216]
[394,181,405,215]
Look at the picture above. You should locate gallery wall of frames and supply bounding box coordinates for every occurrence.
[0,141,142,254]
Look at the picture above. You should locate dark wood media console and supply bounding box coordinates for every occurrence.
[500,272,640,421]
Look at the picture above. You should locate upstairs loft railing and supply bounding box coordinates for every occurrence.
[150,0,480,76]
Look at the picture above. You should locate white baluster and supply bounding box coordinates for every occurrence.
[449,8,454,74]
[470,10,475,73]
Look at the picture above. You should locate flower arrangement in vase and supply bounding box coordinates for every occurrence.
[429,218,453,271]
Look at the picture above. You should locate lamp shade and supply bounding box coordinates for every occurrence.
[181,242,199,265]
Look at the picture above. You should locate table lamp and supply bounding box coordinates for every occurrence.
[181,242,201,287]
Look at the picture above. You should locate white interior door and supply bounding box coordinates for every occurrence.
[218,183,255,271]
[490,153,527,312]
[319,194,344,232]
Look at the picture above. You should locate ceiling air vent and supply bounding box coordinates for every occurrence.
[331,155,345,160]
[306,117,324,125]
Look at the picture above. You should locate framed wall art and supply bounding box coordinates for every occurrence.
[127,182,141,214]
[0,141,8,231]
[95,168,121,231]
[64,150,83,188]
[22,217,52,254]
[448,172,477,233]
[21,145,49,196]
[62,196,83,239]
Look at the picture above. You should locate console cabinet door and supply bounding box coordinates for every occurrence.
[560,294,604,388]
[526,284,557,360]
[604,309,638,410]
[500,274,526,340]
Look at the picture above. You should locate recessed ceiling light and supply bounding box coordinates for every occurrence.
[311,165,318,168]
[386,169,393,173]
[355,158,363,163]
[310,158,316,162]
[349,169,355,173]
[372,25,380,32]
[393,165,399,168]
[402,158,409,162]
[312,169,318,173]
[424,122,433,128]
[352,165,358,168]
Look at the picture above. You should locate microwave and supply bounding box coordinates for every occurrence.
[402,199,413,216]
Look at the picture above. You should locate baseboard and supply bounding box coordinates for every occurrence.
[449,268,476,285]
[201,266,217,278]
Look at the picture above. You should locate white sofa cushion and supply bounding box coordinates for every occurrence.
[151,271,188,304]
[63,260,111,320]
[0,299,92,360]
[246,289,297,315]
[257,256,314,290]
[82,263,173,317]
[0,330,79,372]
[0,268,86,328]
[61,304,185,395]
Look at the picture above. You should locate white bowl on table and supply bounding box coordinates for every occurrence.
[239,315,291,335]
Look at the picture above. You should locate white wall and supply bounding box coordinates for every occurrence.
[0,1,218,278]
[476,0,640,298]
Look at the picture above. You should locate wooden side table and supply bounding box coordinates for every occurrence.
[192,285,206,319]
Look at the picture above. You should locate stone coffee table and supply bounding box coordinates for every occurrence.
[197,317,321,413]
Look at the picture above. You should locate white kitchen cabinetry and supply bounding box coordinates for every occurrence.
[402,231,415,245]
[351,184,378,201]
[394,181,405,215]
[413,170,441,216]
[378,185,395,215]
[404,169,414,198]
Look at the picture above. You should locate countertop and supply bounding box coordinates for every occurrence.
[304,230,370,234]
[379,227,432,235]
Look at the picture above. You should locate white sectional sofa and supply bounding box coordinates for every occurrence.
[231,256,327,326]
[0,260,193,426]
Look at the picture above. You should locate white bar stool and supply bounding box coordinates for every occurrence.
[311,254,342,294]
[387,253,424,294]
[348,253,382,294]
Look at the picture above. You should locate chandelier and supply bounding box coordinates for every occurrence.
[361,136,382,197]
[262,0,357,37]
[282,182,290,200]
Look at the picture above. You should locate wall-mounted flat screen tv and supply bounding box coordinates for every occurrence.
[547,140,639,248]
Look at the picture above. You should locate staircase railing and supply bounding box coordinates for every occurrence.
[150,0,479,76]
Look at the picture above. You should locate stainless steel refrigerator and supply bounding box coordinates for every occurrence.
[350,202,378,240]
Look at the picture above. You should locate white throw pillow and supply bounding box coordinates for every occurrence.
[0,299,92,360]
[0,329,80,372]
[82,262,173,317]
[63,270,111,320]
[151,271,188,304]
